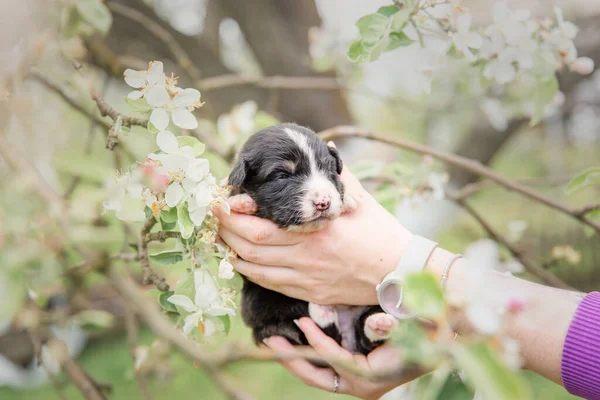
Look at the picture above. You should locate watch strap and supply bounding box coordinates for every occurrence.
[376,235,438,319]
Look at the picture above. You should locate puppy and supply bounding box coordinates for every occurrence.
[228,123,396,355]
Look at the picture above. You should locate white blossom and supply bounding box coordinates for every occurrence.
[102,172,146,221]
[217,101,258,147]
[452,12,482,62]
[481,98,509,131]
[218,259,235,280]
[570,57,595,75]
[167,269,234,336]
[148,131,210,208]
[124,61,169,107]
[149,88,203,130]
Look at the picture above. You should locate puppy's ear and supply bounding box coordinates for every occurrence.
[327,142,343,175]
[228,156,249,187]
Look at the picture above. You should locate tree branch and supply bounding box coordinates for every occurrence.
[198,74,342,91]
[138,218,169,291]
[319,126,600,234]
[445,190,573,289]
[106,1,202,82]
[124,304,152,400]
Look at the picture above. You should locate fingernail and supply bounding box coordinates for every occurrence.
[262,338,270,345]
[293,319,300,327]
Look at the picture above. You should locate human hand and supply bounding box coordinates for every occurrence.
[264,317,424,400]
[215,164,413,305]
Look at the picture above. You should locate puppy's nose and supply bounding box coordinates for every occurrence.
[314,199,330,211]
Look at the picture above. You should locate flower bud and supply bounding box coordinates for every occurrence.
[570,57,595,75]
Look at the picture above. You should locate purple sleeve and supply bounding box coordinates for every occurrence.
[562,292,600,399]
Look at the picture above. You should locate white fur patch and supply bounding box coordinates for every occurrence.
[284,128,343,221]
[364,313,396,342]
[308,303,338,328]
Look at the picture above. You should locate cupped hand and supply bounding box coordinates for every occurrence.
[215,164,413,306]
[265,317,423,400]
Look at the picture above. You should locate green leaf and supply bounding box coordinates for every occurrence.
[390,7,413,31]
[356,13,390,42]
[347,40,371,63]
[387,31,414,51]
[149,250,184,265]
[76,0,113,35]
[218,315,231,335]
[403,272,446,320]
[147,120,160,134]
[144,206,153,219]
[177,202,195,240]
[145,288,161,299]
[390,319,440,367]
[73,309,114,330]
[159,291,178,313]
[124,96,152,113]
[161,207,178,223]
[160,219,177,230]
[566,166,600,194]
[177,136,205,157]
[351,160,385,180]
[453,343,532,400]
[375,183,400,213]
[530,75,558,126]
[175,271,195,300]
[377,5,400,17]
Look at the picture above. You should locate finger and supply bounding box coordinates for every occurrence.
[232,258,300,289]
[227,194,257,214]
[297,317,353,362]
[215,210,303,246]
[219,227,300,266]
[266,336,339,392]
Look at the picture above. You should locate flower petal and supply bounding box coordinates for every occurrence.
[165,183,184,207]
[202,319,217,336]
[127,90,144,100]
[167,294,197,313]
[156,130,179,153]
[150,108,170,131]
[146,86,170,107]
[183,313,200,334]
[186,159,210,181]
[123,69,145,88]
[207,306,235,317]
[189,205,207,226]
[172,108,198,129]
[146,61,164,85]
[173,88,201,108]
[456,13,472,33]
[218,259,234,280]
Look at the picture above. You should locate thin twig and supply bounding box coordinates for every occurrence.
[445,190,573,290]
[573,203,600,217]
[319,126,600,234]
[198,74,342,91]
[90,93,148,127]
[124,304,152,400]
[110,269,253,400]
[28,331,68,400]
[45,335,109,400]
[106,1,202,81]
[146,231,181,243]
[29,70,110,129]
[138,218,169,291]
[453,176,574,200]
[64,72,111,199]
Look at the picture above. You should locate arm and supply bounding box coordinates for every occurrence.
[215,167,586,396]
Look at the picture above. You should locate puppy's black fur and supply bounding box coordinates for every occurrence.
[229,123,385,355]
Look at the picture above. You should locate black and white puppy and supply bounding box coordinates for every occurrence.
[228,123,396,355]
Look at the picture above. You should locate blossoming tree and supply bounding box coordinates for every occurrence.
[1,0,600,399]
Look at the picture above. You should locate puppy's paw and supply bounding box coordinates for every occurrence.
[364,313,396,342]
[308,303,338,329]
[228,194,257,214]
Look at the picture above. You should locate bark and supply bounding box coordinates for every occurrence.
[220,0,353,131]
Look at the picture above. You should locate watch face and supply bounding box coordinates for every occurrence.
[378,280,417,319]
